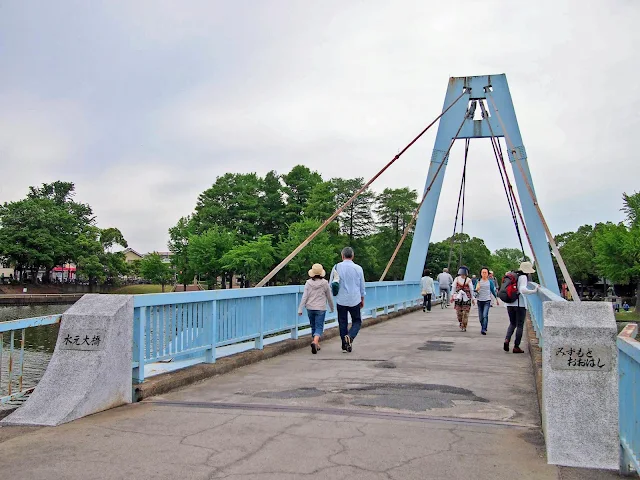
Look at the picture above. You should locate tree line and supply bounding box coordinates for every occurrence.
[168,165,530,288]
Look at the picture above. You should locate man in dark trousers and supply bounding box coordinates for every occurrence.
[330,247,366,353]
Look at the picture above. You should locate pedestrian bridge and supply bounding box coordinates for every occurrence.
[0,281,638,477]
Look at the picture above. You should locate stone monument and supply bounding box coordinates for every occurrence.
[542,301,619,470]
[1,294,134,426]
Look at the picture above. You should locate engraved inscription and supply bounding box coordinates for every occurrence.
[59,329,106,351]
[550,346,611,371]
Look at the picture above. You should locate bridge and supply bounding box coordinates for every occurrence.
[0,74,638,478]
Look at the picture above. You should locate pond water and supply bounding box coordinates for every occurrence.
[0,304,72,404]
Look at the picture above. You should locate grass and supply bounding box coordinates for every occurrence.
[111,284,167,294]
[615,309,640,322]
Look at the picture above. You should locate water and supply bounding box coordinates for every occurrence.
[0,304,72,405]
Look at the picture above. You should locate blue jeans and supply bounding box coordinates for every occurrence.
[478,300,491,332]
[307,310,326,337]
[337,304,362,341]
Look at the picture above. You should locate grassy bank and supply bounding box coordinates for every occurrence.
[112,284,166,294]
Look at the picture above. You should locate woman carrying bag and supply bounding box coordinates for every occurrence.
[450,266,475,331]
[298,263,334,354]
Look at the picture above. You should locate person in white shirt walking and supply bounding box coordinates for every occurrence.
[437,268,454,307]
[329,247,366,353]
[420,269,435,312]
[501,262,539,353]
[298,263,334,354]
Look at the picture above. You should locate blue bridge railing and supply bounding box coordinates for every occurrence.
[525,283,565,348]
[0,314,62,404]
[132,280,426,383]
[618,323,640,475]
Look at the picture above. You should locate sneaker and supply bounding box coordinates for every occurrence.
[481,330,486,335]
[342,339,347,351]
[311,343,318,354]
[503,341,509,352]
[345,335,352,352]
[513,347,524,354]
[423,307,426,312]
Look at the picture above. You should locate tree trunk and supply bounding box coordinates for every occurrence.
[161,283,165,293]
[635,279,640,312]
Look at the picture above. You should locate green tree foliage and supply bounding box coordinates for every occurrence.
[277,219,339,284]
[593,193,640,308]
[221,235,276,286]
[260,171,287,238]
[306,181,336,221]
[282,165,322,223]
[188,227,235,289]
[332,177,375,242]
[554,225,597,284]
[168,216,195,288]
[139,253,173,292]
[375,188,418,245]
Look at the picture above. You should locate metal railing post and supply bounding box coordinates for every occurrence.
[256,296,264,350]
[291,292,299,339]
[206,300,217,363]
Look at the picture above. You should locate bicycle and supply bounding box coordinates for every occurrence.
[440,288,450,308]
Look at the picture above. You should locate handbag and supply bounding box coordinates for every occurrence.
[421,290,427,296]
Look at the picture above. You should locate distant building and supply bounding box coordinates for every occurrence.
[122,248,144,263]
[154,252,172,264]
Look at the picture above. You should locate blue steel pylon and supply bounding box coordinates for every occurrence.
[404,74,560,295]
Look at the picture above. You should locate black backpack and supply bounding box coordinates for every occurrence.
[498,272,520,303]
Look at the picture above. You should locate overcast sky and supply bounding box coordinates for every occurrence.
[1,1,638,257]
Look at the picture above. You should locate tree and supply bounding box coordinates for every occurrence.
[188,227,236,289]
[168,216,195,289]
[282,165,323,223]
[441,233,492,277]
[259,171,287,238]
[194,173,262,241]
[490,247,529,280]
[306,181,336,221]
[593,193,640,309]
[375,188,418,245]
[139,253,173,292]
[332,177,375,242]
[277,219,339,284]
[221,235,276,286]
[554,225,597,285]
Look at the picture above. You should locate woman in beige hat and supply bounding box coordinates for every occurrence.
[298,263,334,354]
[502,261,539,353]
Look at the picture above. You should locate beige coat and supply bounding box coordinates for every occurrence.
[298,278,334,313]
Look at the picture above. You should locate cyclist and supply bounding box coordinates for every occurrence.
[437,268,454,307]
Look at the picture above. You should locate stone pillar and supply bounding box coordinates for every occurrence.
[2,294,133,427]
[542,302,619,470]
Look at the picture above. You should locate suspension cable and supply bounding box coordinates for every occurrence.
[479,100,543,285]
[485,91,579,301]
[255,89,469,287]
[447,139,469,270]
[379,102,474,281]
[458,138,469,267]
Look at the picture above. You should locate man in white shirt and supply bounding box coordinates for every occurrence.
[436,268,454,306]
[330,247,366,353]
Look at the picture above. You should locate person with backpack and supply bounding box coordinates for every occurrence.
[450,266,475,331]
[420,269,435,312]
[499,261,539,353]
[329,247,366,353]
[475,267,499,335]
[298,263,334,354]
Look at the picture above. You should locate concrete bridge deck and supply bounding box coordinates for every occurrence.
[0,305,620,479]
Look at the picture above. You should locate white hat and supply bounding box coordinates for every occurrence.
[519,261,535,274]
[308,263,326,278]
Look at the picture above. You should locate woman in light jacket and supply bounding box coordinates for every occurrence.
[420,269,435,312]
[475,267,499,335]
[503,262,538,353]
[298,263,334,354]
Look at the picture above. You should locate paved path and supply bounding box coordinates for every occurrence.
[0,305,618,479]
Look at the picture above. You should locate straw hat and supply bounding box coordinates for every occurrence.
[308,263,326,278]
[519,261,535,274]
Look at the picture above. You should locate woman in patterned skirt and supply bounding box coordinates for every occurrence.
[450,266,475,331]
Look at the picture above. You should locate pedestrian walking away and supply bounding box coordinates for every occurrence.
[420,269,435,312]
[437,268,454,307]
[298,263,334,354]
[450,266,475,331]
[475,267,499,335]
[330,247,366,353]
[499,261,539,353]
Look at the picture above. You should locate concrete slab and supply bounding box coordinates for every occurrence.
[0,305,581,479]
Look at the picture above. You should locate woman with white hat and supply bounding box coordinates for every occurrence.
[298,263,334,354]
[502,261,539,353]
[450,265,475,331]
